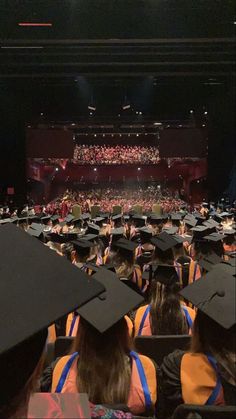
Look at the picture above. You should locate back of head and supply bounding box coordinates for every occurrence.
[0,330,47,419]
[149,280,188,335]
[191,310,236,357]
[74,318,131,405]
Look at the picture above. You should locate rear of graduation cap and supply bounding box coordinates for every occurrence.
[83,233,99,242]
[112,214,122,221]
[163,226,179,235]
[77,269,144,333]
[111,227,125,237]
[198,253,223,272]
[65,214,75,223]
[180,266,236,329]
[81,213,91,221]
[0,224,105,404]
[50,215,60,222]
[148,214,163,224]
[203,232,226,242]
[171,213,183,221]
[115,238,138,252]
[87,223,100,235]
[151,231,177,251]
[184,214,198,227]
[153,264,179,285]
[72,238,94,251]
[203,219,220,228]
[132,215,146,227]
[138,226,153,238]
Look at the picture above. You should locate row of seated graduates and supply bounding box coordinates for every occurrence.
[0,205,233,414]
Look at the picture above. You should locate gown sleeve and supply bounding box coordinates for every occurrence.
[159,349,185,418]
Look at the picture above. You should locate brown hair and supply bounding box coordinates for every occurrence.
[0,353,45,419]
[149,280,188,335]
[191,310,236,357]
[72,317,132,405]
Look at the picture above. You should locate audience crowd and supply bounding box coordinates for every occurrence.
[73,144,160,165]
[45,186,185,215]
[0,197,235,418]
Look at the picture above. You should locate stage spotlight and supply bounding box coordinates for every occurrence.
[190,110,194,114]
[122,104,131,110]
[136,134,139,137]
[204,111,208,115]
[88,105,96,111]
[40,112,44,116]
[55,167,59,172]
[139,112,142,115]
[138,167,141,171]
[94,168,97,172]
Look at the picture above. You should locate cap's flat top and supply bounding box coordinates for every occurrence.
[77,269,143,333]
[180,266,236,329]
[0,224,104,356]
[115,238,138,252]
[151,231,177,251]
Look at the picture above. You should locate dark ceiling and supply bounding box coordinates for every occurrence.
[0,0,235,121]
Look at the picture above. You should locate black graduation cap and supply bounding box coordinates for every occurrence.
[203,219,219,228]
[203,232,226,242]
[132,215,146,227]
[138,227,153,239]
[163,226,179,235]
[65,214,75,223]
[173,234,186,245]
[115,238,138,252]
[171,213,183,221]
[77,269,143,333]
[50,215,59,222]
[87,223,100,235]
[153,264,179,285]
[0,218,13,225]
[0,224,104,403]
[83,233,99,242]
[223,229,236,236]
[111,227,125,237]
[148,214,163,225]
[27,227,44,239]
[81,213,91,221]
[180,266,236,329]
[102,263,116,273]
[41,215,51,224]
[184,215,197,227]
[151,231,177,251]
[72,239,94,251]
[112,214,122,221]
[93,217,105,226]
[198,253,223,272]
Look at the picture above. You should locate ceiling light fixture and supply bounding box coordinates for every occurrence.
[18,22,52,27]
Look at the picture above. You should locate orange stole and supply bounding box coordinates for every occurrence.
[181,353,223,405]
[134,305,151,337]
[51,352,157,415]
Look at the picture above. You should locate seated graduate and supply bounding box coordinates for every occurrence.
[71,238,96,273]
[0,223,104,419]
[160,264,236,418]
[41,270,158,416]
[109,238,144,293]
[172,234,201,286]
[146,232,183,284]
[134,265,195,337]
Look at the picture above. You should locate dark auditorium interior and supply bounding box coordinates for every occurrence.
[0,1,236,418]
